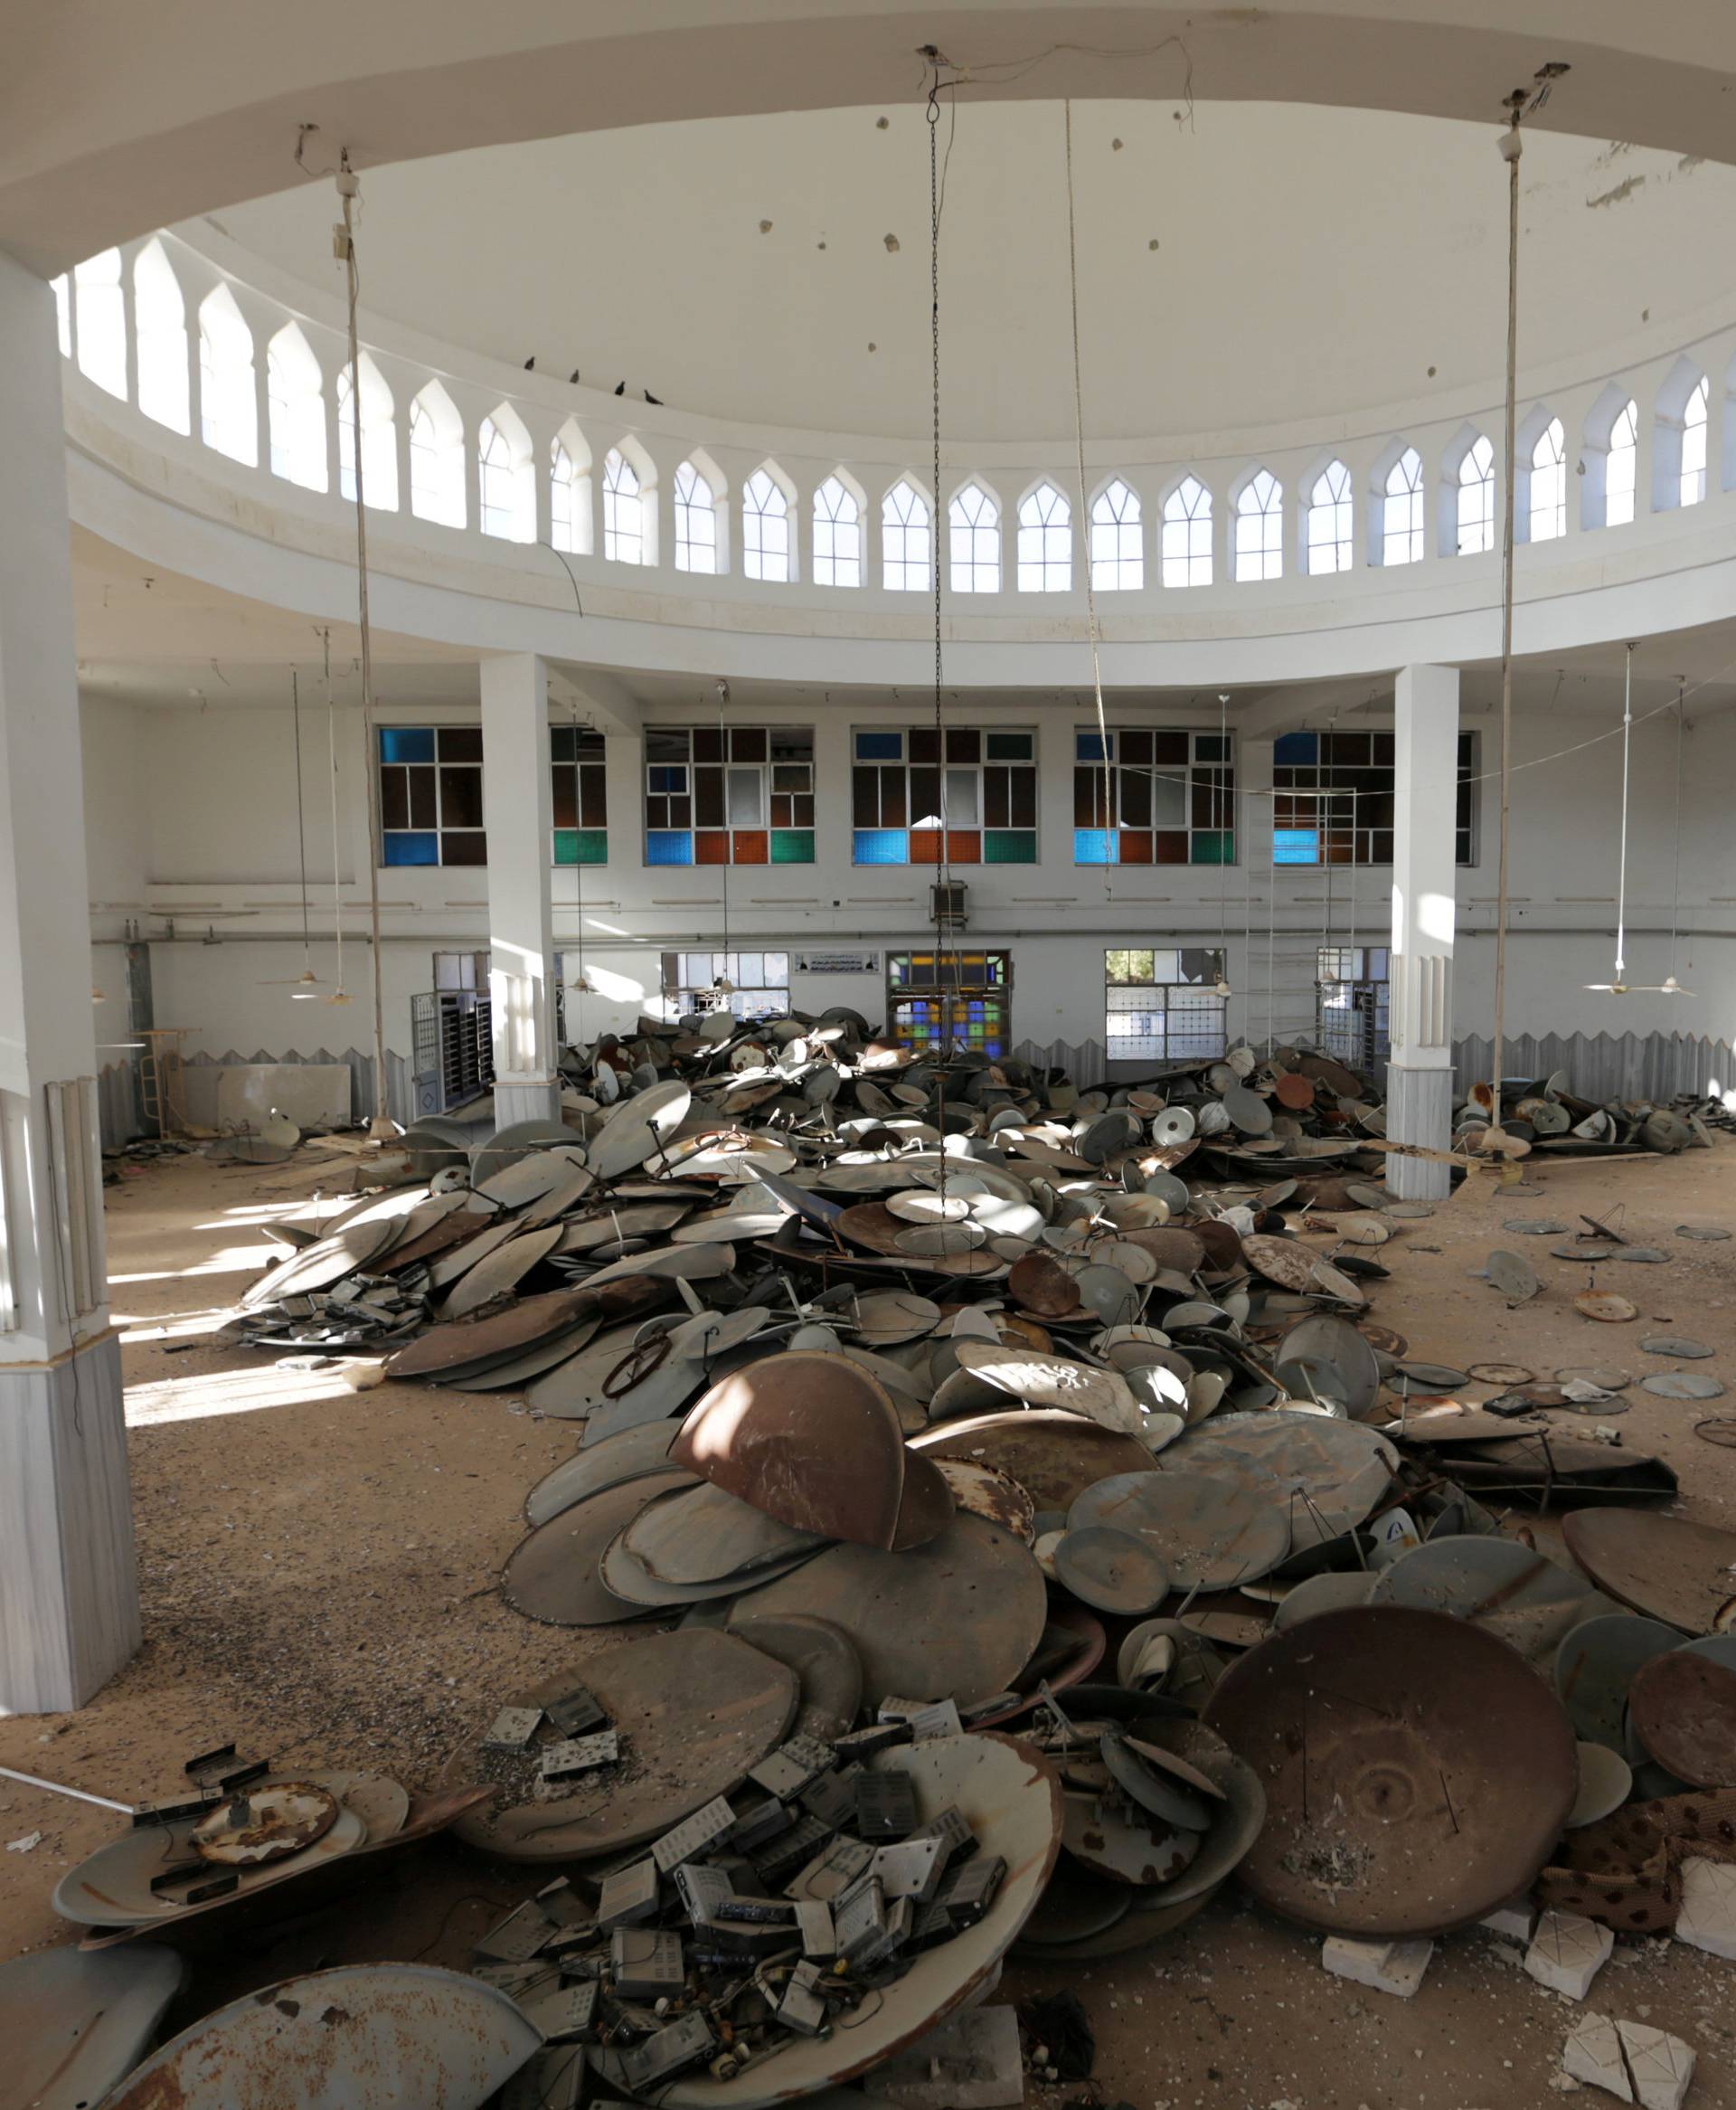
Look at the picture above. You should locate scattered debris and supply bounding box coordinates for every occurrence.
[1322,1933,1434,1996]
[1527,1908,1617,2000]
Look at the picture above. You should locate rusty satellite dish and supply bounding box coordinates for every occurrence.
[911,1411,1159,1513]
[453,1629,798,1862]
[672,1352,948,1549]
[96,1965,541,2110]
[1069,1470,1291,1591]
[501,1467,693,1626]
[1203,1606,1578,1936]
[727,1511,1048,1709]
[189,1780,338,1867]
[1628,1651,1736,1787]
[1562,1509,1736,1635]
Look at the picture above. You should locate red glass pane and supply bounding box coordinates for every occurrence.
[731,830,769,864]
[693,829,730,864]
[552,768,578,828]
[1118,831,1154,864]
[947,830,980,864]
[909,828,942,865]
[1154,831,1188,864]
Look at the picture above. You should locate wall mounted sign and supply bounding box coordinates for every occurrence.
[797,952,881,975]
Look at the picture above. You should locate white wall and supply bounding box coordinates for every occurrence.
[82,687,1736,1086]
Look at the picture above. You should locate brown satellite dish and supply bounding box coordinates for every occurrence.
[912,1410,1158,1513]
[451,1629,799,1863]
[385,1287,601,1381]
[1203,1605,1578,1935]
[1009,1251,1082,1318]
[1562,1509,1736,1635]
[728,1511,1047,1709]
[673,1352,922,1549]
[1628,1651,1736,1786]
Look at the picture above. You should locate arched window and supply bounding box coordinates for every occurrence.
[602,448,644,563]
[408,383,465,527]
[266,323,326,490]
[1090,479,1142,591]
[812,476,861,587]
[1681,377,1709,506]
[336,356,397,510]
[1305,460,1353,575]
[1017,482,1071,591]
[1606,400,1638,527]
[73,250,126,399]
[550,425,592,554]
[198,285,257,466]
[1528,416,1566,543]
[477,407,533,542]
[133,241,189,435]
[948,484,1001,592]
[675,459,722,573]
[1161,476,1212,588]
[743,468,792,582]
[1456,435,1495,554]
[1233,469,1282,582]
[1379,447,1424,566]
[882,479,930,591]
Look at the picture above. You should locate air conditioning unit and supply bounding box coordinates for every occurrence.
[929,881,968,933]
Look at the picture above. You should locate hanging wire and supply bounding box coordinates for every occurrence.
[1667,677,1686,989]
[1062,99,1115,904]
[714,681,734,999]
[337,152,390,1122]
[290,667,312,975]
[926,70,955,1173]
[1611,643,1635,988]
[322,627,347,1003]
[1486,91,1524,1139]
[1213,692,1231,996]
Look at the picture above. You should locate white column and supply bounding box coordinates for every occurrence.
[0,253,140,1711]
[481,652,561,1126]
[1386,664,1460,1200]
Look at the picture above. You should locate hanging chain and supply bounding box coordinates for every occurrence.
[339,153,390,1122]
[927,76,954,1167]
[1064,100,1115,904]
[1669,678,1684,984]
[291,668,311,969]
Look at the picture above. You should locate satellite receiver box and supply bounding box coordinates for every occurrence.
[854,1772,918,1840]
[598,1859,660,1928]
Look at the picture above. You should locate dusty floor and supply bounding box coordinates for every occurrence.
[2,1133,1734,2106]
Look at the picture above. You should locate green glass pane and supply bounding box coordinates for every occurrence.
[770,828,815,865]
[553,828,609,866]
[1191,830,1234,866]
[983,829,1036,865]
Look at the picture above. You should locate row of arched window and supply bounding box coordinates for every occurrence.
[56,242,1721,593]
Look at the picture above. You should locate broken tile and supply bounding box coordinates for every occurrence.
[1481,1891,1541,1944]
[1674,1855,1736,1962]
[1562,2013,1631,2101]
[1321,1934,1434,1998]
[1527,1909,1615,2001]
[1617,2019,1696,2110]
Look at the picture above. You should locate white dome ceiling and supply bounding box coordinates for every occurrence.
[205,99,1735,443]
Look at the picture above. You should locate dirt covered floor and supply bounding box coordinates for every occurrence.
[2,1135,1734,2106]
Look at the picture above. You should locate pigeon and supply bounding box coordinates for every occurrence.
[523,355,535,370]
[613,381,626,395]
[569,369,581,384]
[645,390,663,405]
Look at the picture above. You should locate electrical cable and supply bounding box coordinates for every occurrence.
[1489,90,1523,1145]
[926,69,953,1179]
[337,152,392,1129]
[1062,99,1114,907]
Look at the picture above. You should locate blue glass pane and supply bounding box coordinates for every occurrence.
[854,731,903,761]
[854,828,909,865]
[380,727,436,764]
[1273,828,1319,865]
[1076,732,1110,763]
[648,765,687,794]
[1274,731,1318,764]
[382,829,438,866]
[1074,828,1118,865]
[646,830,694,866]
